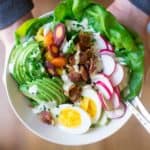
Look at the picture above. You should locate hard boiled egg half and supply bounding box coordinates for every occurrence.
[80,85,102,124]
[57,104,91,134]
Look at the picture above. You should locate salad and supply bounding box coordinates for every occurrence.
[9,0,144,134]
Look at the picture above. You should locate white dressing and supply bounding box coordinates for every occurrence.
[32,101,57,114]
[73,49,80,72]
[28,85,38,95]
[61,70,74,92]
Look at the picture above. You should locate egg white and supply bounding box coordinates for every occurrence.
[57,104,91,134]
[81,85,102,124]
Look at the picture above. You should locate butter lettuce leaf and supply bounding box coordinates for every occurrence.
[54,0,92,21]
[84,4,136,50]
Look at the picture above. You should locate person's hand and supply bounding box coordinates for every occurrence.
[107,0,149,40]
[0,12,33,50]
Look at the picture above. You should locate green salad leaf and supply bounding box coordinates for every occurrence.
[84,4,136,50]
[15,15,54,43]
[54,0,92,21]
[72,0,91,20]
[16,18,38,37]
[54,0,73,21]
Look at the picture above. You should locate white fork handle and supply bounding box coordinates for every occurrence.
[127,102,150,134]
[133,97,150,122]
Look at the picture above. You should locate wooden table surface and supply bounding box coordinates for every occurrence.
[0,0,150,150]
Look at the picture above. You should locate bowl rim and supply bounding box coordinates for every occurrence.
[2,11,133,146]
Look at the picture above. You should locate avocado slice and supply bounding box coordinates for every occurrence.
[20,78,67,105]
[52,77,64,87]
[9,40,47,85]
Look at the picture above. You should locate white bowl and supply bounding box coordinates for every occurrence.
[3,12,132,146]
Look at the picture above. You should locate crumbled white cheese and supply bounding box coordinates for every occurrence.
[50,107,59,117]
[29,85,38,95]
[81,18,95,32]
[65,20,83,31]
[65,18,93,32]
[32,101,57,114]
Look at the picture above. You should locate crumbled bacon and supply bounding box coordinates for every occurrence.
[79,51,88,64]
[78,32,92,51]
[89,58,97,74]
[68,85,81,102]
[68,71,82,83]
[80,65,89,81]
[39,111,54,125]
[68,55,75,65]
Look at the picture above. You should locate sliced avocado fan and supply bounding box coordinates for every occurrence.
[9,40,47,85]
[20,77,67,105]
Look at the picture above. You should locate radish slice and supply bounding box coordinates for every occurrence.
[111,92,120,108]
[98,92,114,110]
[101,54,116,76]
[98,92,107,108]
[106,103,126,119]
[114,86,120,98]
[92,74,114,100]
[96,81,112,100]
[110,64,124,86]
[92,74,114,96]
[99,49,114,56]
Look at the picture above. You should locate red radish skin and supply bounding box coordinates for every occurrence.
[106,103,126,119]
[96,81,113,100]
[92,74,114,96]
[99,49,114,56]
[98,92,107,108]
[110,64,124,86]
[98,92,116,111]
[101,54,116,76]
[54,23,66,47]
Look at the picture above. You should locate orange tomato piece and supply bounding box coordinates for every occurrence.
[51,45,59,54]
[44,31,53,47]
[48,44,59,56]
[51,57,66,67]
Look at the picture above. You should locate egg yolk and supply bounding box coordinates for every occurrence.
[80,97,97,119]
[58,108,81,128]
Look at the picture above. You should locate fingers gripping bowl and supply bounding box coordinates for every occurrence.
[3,0,144,145]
